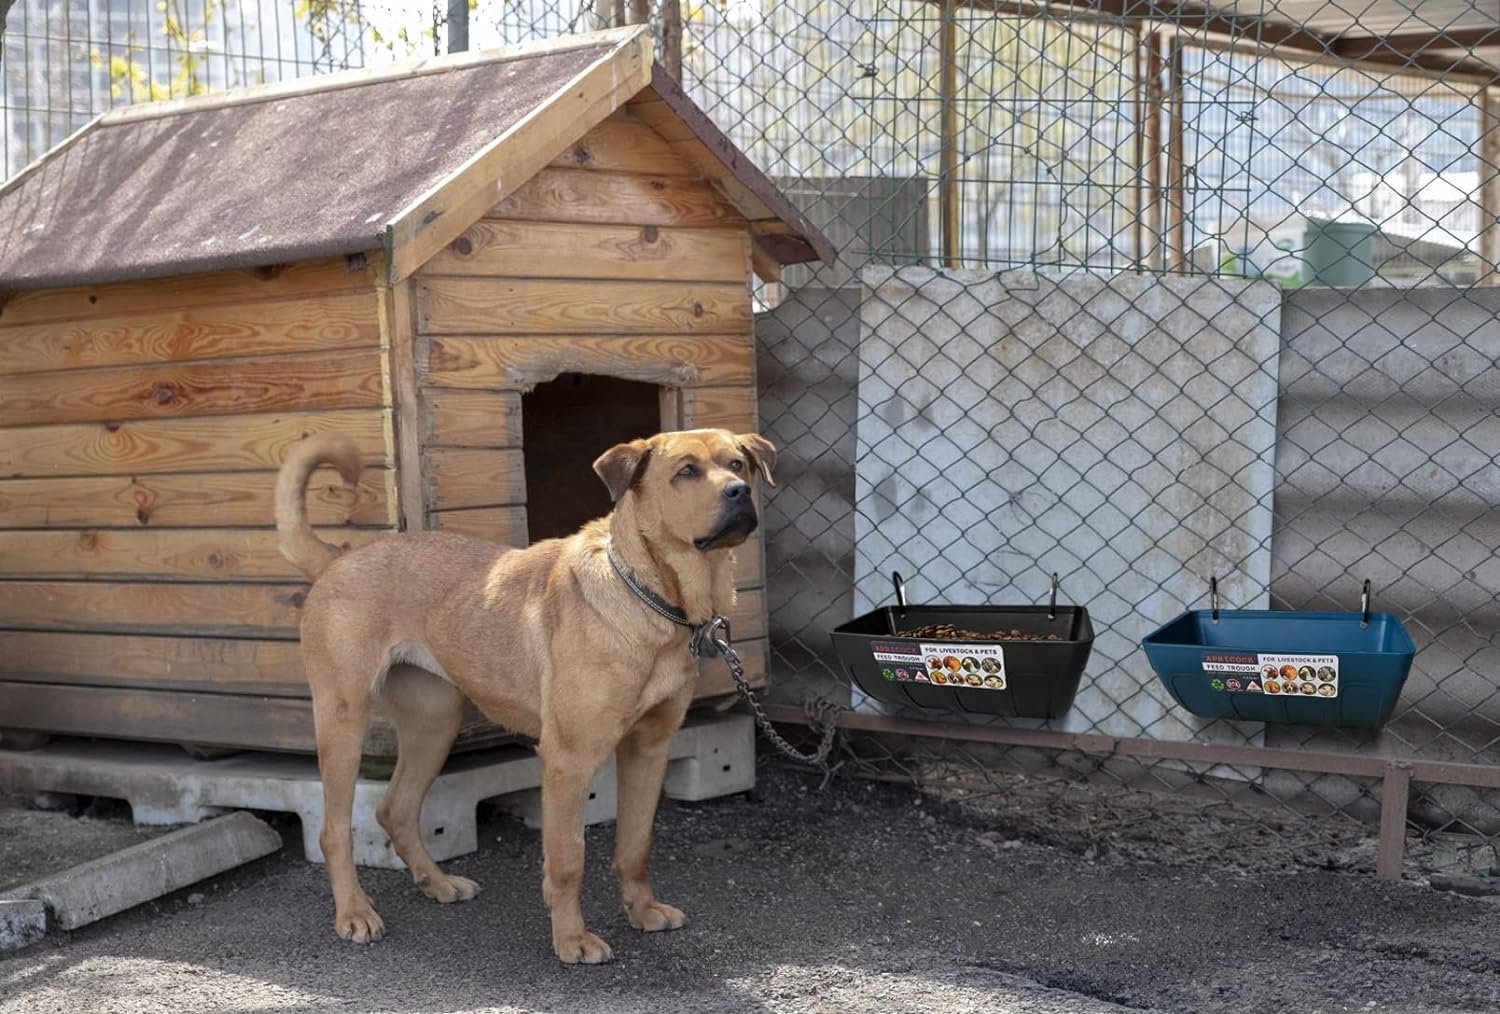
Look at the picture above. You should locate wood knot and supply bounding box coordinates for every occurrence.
[78,531,100,551]
[451,236,473,256]
[641,226,659,244]
[571,144,592,165]
[206,552,225,569]
[104,421,122,433]
[253,264,287,281]
[151,382,176,405]
[650,179,666,191]
[287,591,306,608]
[135,506,151,525]
[692,302,705,318]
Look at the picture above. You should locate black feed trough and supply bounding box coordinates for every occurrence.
[830,573,1094,719]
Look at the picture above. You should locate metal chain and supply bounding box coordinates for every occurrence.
[723,640,841,770]
[699,617,841,770]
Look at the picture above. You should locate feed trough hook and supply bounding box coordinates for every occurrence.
[1049,572,1059,621]
[1210,576,1219,623]
[1361,578,1371,629]
[892,571,908,614]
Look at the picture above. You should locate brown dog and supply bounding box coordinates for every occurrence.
[273,428,775,963]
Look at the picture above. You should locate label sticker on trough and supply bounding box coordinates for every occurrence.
[1202,652,1339,699]
[871,641,1006,690]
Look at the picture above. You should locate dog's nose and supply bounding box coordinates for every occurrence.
[723,481,750,503]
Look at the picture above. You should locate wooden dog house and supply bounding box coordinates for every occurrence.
[0,28,832,755]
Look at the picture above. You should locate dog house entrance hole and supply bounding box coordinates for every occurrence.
[523,373,663,543]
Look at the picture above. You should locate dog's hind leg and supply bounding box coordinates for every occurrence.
[375,665,479,904]
[309,643,385,943]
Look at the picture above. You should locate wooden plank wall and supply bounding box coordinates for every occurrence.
[0,257,398,748]
[414,106,770,698]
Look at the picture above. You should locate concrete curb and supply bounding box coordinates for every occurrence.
[0,899,46,952]
[2,810,282,931]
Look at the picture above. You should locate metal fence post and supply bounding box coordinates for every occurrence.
[1481,86,1500,285]
[939,0,960,268]
[446,0,469,52]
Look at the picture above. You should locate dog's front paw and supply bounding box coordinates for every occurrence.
[554,930,614,964]
[628,900,687,932]
[334,898,385,944]
[417,872,480,904]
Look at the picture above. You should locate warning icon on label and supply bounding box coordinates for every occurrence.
[1248,681,1261,693]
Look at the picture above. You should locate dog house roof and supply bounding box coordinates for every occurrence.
[0,27,833,292]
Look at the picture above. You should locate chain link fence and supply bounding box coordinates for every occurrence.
[5,0,1500,880]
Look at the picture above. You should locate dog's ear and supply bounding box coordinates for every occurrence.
[736,433,777,488]
[593,439,653,503]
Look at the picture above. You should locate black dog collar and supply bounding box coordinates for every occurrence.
[605,543,728,659]
[606,543,692,628]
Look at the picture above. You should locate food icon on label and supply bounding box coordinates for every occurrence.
[928,657,942,670]
[1264,679,1281,694]
[1298,665,1315,681]
[965,673,982,686]
[1300,682,1316,695]
[1317,684,1335,697]
[931,672,948,685]
[1280,665,1298,681]
[983,675,1003,689]
[981,657,1001,674]
[944,656,962,672]
[961,658,978,673]
[1317,666,1335,683]
[1262,665,1278,681]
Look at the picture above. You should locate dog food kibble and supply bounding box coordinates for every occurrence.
[898,624,1061,642]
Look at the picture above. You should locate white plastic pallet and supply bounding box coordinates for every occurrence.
[0,714,754,869]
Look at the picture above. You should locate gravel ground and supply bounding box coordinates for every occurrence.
[0,792,166,892]
[3,766,1500,1013]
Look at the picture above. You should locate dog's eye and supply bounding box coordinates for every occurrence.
[677,463,699,478]
[728,459,744,473]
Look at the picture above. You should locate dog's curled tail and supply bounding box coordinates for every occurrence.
[275,433,364,580]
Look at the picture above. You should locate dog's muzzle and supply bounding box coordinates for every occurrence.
[694,481,758,550]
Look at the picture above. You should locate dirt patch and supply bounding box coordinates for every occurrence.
[798,725,1500,884]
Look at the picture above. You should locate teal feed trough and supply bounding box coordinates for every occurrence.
[1141,608,1415,730]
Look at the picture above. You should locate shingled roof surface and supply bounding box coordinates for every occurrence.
[0,43,609,290]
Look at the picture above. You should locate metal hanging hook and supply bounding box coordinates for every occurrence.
[1210,575,1219,623]
[1049,571,1059,620]
[1361,578,1371,628]
[892,571,907,612]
